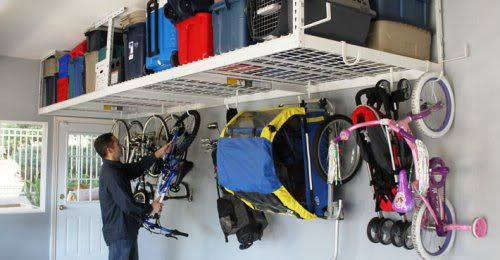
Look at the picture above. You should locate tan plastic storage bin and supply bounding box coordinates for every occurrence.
[84,51,99,93]
[43,58,57,77]
[367,20,431,60]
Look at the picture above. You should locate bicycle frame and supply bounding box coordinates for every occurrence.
[332,102,477,235]
[142,129,189,238]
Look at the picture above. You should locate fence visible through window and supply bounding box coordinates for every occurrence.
[0,125,43,208]
[66,133,102,203]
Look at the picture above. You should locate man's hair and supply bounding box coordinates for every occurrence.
[94,133,115,159]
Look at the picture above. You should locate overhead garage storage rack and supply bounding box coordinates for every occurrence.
[38,0,442,119]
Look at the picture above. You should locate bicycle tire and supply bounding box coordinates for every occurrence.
[173,110,200,155]
[412,200,456,258]
[111,119,131,163]
[143,115,170,178]
[159,114,180,143]
[312,114,362,184]
[411,72,455,138]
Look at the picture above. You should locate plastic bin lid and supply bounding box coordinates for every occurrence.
[330,0,376,16]
[85,25,123,35]
[210,0,247,11]
[120,10,146,28]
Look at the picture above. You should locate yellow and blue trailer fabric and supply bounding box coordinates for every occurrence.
[217,107,317,220]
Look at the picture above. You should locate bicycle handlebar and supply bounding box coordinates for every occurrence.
[171,229,189,237]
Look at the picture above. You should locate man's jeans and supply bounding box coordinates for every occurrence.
[108,239,139,260]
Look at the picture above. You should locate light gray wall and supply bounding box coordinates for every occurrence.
[1,0,499,259]
[0,56,53,260]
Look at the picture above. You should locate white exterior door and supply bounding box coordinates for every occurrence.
[55,122,112,260]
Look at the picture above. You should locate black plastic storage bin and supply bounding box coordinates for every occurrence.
[85,27,124,52]
[247,0,375,45]
[43,76,57,106]
[369,0,430,29]
[123,22,146,80]
[211,0,251,54]
[165,0,214,23]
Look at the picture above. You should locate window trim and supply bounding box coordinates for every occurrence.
[0,120,48,214]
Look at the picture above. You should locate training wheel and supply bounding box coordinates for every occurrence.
[472,217,487,238]
[188,189,193,202]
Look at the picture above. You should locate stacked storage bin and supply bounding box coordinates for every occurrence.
[85,26,124,91]
[57,53,71,102]
[98,46,124,85]
[145,0,179,72]
[42,57,58,106]
[367,0,431,60]
[210,0,251,55]
[162,0,214,65]
[84,51,99,94]
[69,40,87,98]
[121,10,147,80]
[176,13,214,64]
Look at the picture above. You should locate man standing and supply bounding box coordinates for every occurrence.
[94,133,171,260]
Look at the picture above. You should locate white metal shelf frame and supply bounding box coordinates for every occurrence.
[38,0,441,119]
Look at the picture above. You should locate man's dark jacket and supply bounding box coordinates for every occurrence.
[99,156,156,245]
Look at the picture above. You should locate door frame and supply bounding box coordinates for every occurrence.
[49,117,113,260]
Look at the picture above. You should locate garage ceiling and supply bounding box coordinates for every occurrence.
[0,0,149,60]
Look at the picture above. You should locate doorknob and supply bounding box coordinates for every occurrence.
[59,205,67,210]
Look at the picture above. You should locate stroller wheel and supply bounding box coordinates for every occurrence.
[379,218,394,245]
[402,221,414,250]
[367,217,382,243]
[390,220,405,247]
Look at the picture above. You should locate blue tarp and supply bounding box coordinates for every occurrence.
[217,137,281,194]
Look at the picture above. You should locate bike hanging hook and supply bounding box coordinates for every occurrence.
[341,41,361,66]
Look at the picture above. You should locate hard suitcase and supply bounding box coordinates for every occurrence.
[177,13,213,65]
[146,0,179,72]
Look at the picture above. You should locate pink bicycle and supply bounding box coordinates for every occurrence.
[329,102,487,258]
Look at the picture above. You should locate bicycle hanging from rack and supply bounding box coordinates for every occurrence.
[110,110,200,238]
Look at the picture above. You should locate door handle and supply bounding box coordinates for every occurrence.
[59,205,67,210]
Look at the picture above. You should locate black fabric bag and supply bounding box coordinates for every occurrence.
[217,194,268,250]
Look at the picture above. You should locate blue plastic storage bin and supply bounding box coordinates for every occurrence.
[68,57,85,98]
[124,22,147,80]
[210,0,250,54]
[58,54,71,78]
[146,0,179,72]
[369,0,430,28]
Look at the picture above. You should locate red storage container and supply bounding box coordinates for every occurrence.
[70,40,87,58]
[177,13,213,65]
[57,77,69,102]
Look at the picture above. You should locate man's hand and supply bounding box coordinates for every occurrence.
[150,197,163,215]
[154,142,172,159]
